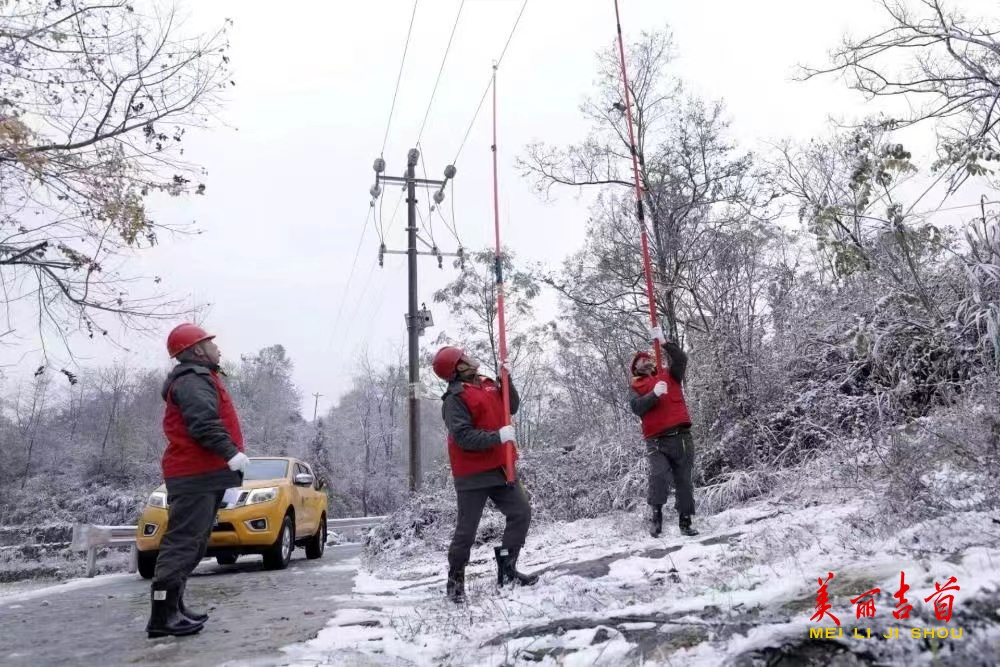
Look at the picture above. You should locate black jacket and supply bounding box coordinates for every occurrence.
[629,341,688,418]
[442,376,520,451]
[161,362,243,494]
[441,374,520,491]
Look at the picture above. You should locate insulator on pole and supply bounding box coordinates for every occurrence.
[373,157,386,173]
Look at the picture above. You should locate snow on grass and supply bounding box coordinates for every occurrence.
[282,489,1000,666]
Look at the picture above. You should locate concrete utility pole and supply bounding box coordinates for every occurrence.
[371,149,459,493]
[312,392,323,422]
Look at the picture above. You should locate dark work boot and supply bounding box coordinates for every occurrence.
[146,584,205,639]
[446,567,466,603]
[679,514,699,537]
[178,581,208,623]
[649,505,663,537]
[494,546,539,588]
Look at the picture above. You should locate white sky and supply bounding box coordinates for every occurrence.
[2,0,994,416]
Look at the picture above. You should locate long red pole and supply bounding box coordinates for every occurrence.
[491,64,516,485]
[613,0,662,370]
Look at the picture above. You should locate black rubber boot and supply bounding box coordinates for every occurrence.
[649,505,663,537]
[494,546,539,588]
[679,514,699,537]
[178,581,208,623]
[146,584,205,638]
[446,567,466,603]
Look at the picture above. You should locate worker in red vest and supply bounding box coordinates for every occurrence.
[629,326,699,538]
[433,346,539,604]
[145,323,249,639]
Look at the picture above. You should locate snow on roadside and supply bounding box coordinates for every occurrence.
[0,571,135,607]
[281,495,1000,666]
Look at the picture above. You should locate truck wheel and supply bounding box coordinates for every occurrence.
[262,514,294,570]
[137,550,157,579]
[305,514,326,559]
[216,553,238,566]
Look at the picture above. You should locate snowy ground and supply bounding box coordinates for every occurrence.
[0,570,136,606]
[278,486,1000,666]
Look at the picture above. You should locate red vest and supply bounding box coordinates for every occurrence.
[631,372,692,439]
[161,371,244,479]
[447,378,518,478]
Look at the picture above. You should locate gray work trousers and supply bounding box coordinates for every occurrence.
[646,430,695,516]
[448,482,532,570]
[152,490,224,589]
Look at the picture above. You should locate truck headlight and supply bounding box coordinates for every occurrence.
[147,491,168,509]
[245,488,278,506]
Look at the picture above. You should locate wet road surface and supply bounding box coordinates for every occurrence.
[0,544,361,667]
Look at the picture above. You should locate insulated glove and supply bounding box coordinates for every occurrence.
[649,325,664,343]
[227,452,250,473]
[498,425,516,443]
[653,381,668,397]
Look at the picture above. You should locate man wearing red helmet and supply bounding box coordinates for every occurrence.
[432,345,538,604]
[629,326,699,539]
[145,323,249,639]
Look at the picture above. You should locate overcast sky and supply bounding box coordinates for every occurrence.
[3,0,994,417]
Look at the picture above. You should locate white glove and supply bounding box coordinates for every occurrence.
[649,326,664,342]
[653,381,668,397]
[498,425,516,443]
[227,452,250,472]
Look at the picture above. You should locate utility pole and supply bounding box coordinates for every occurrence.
[312,392,323,422]
[370,149,460,493]
[405,149,421,495]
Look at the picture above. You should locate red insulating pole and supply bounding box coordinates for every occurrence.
[491,64,516,485]
[613,0,663,371]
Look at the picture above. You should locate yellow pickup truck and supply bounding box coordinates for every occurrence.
[135,457,329,577]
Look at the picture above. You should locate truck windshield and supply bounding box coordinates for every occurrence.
[244,459,288,481]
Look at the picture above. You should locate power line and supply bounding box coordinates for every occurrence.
[376,186,386,243]
[434,184,463,248]
[381,0,420,157]
[326,207,373,348]
[417,143,439,246]
[416,0,466,145]
[349,260,406,362]
[338,199,409,352]
[382,188,407,239]
[343,259,380,341]
[913,199,1000,216]
[415,205,437,250]
[452,0,529,164]
[331,192,403,352]
[339,190,407,352]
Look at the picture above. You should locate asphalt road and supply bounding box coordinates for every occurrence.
[0,544,362,667]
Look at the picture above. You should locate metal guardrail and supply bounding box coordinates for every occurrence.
[70,516,387,578]
[70,525,139,578]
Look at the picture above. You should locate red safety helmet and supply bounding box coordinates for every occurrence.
[167,323,215,358]
[432,346,465,381]
[631,351,652,375]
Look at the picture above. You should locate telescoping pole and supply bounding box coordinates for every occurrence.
[490,64,516,485]
[613,0,663,369]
